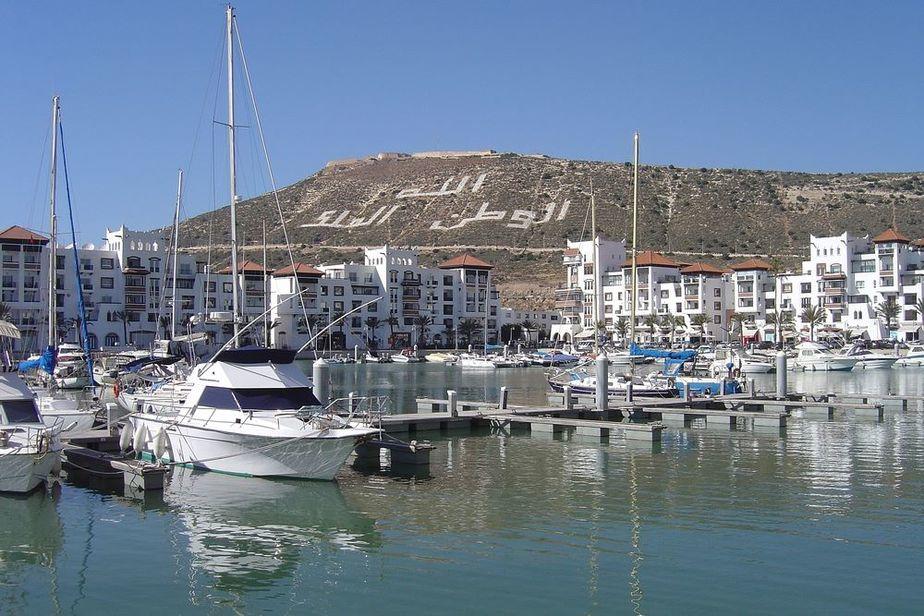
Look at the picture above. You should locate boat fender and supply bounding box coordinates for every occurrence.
[113,380,120,398]
[119,423,133,451]
[153,428,167,460]
[132,423,148,455]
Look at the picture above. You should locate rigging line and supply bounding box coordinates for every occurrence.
[28,121,52,233]
[57,121,94,382]
[234,19,313,341]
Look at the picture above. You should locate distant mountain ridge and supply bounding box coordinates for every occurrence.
[176,151,924,309]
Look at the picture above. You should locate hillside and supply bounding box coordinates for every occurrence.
[177,152,924,309]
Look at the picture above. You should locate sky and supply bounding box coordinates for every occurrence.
[2,0,923,244]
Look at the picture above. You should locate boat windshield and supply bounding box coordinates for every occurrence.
[0,399,42,424]
[198,386,321,411]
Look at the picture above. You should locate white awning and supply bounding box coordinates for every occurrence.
[0,321,21,339]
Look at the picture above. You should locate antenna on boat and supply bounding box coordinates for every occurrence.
[629,132,639,350]
[47,96,60,349]
[226,3,241,347]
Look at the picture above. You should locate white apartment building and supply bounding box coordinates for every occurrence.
[551,226,924,347]
[271,247,508,351]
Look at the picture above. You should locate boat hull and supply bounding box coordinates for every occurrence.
[793,359,857,371]
[130,416,370,480]
[0,451,57,493]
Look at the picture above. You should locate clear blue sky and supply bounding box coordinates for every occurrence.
[3,1,922,244]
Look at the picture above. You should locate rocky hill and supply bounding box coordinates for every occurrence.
[177,151,924,309]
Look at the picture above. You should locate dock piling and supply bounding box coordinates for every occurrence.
[447,390,458,418]
[499,386,509,410]
[775,351,787,399]
[596,353,609,411]
[563,386,573,411]
[313,358,330,406]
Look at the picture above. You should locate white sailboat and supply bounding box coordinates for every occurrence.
[127,5,378,480]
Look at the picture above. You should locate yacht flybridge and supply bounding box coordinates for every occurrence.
[127,348,379,480]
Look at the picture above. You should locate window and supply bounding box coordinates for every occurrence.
[801,298,811,308]
[714,301,721,310]
[713,288,721,297]
[713,315,721,324]
[604,293,613,301]
[127,256,141,268]
[334,286,344,296]
[782,283,792,293]
[904,293,917,306]
[856,280,865,289]
[816,263,826,276]
[801,283,811,293]
[223,282,232,293]
[0,399,41,423]
[851,260,875,273]
[101,277,114,289]
[101,258,114,270]
[104,333,119,346]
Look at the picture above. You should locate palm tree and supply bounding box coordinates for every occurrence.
[729,312,749,346]
[876,297,900,332]
[766,309,795,348]
[613,316,630,345]
[690,313,708,332]
[520,319,538,345]
[0,301,11,322]
[113,310,129,345]
[443,325,456,350]
[414,314,433,347]
[799,303,825,341]
[384,315,399,344]
[458,318,481,347]
[642,312,659,342]
[364,316,382,346]
[914,298,924,329]
[660,312,678,346]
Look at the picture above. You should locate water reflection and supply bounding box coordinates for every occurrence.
[0,488,64,612]
[164,468,380,592]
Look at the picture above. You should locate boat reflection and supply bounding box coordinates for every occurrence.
[165,467,380,590]
[0,488,63,612]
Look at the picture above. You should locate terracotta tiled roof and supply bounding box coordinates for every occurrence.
[680,262,725,276]
[438,254,494,270]
[0,225,48,244]
[729,257,773,271]
[272,263,324,277]
[620,251,679,268]
[217,259,267,274]
[872,228,910,243]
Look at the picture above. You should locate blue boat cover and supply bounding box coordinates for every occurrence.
[18,345,56,375]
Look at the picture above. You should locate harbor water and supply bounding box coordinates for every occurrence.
[3,364,924,614]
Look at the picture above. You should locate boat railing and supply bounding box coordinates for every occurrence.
[325,395,390,427]
[0,420,60,453]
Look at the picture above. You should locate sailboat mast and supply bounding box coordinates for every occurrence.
[47,96,60,348]
[226,4,241,347]
[629,132,639,346]
[171,169,183,339]
[262,220,268,347]
[590,179,599,353]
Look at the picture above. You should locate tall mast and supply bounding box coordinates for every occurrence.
[590,179,599,353]
[171,169,183,339]
[47,96,60,348]
[629,132,639,347]
[262,220,269,347]
[227,4,241,347]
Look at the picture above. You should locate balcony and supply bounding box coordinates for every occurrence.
[401,277,421,286]
[822,271,846,280]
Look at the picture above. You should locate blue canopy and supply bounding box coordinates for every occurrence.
[18,346,56,375]
[629,343,697,362]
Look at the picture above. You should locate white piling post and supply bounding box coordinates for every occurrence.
[626,380,634,403]
[748,378,756,398]
[447,389,458,417]
[313,358,330,407]
[354,344,359,363]
[563,385,573,411]
[499,386,508,410]
[775,351,787,399]
[596,353,609,412]
[348,391,356,414]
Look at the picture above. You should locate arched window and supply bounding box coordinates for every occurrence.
[127,256,141,268]
[104,333,119,347]
[152,242,158,252]
[86,333,98,350]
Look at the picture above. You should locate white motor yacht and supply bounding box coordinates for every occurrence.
[709,348,774,376]
[456,354,496,369]
[842,343,899,369]
[894,344,924,367]
[0,367,62,493]
[127,348,378,480]
[791,342,859,371]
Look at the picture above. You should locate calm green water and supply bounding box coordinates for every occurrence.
[2,365,924,614]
